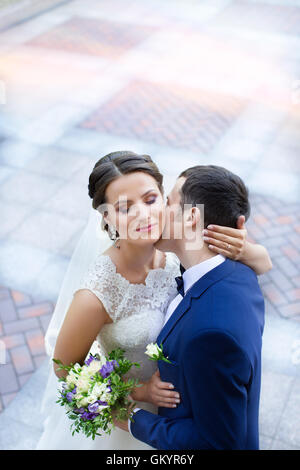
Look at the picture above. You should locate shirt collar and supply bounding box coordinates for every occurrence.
[182,254,226,294]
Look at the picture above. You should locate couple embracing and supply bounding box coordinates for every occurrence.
[37,151,271,450]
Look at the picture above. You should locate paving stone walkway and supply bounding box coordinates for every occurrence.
[0,0,300,450]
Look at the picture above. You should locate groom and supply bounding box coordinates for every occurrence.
[115,165,265,450]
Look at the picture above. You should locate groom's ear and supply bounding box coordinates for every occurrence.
[189,206,201,228]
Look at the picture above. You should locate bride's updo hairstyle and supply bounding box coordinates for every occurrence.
[88,150,164,236]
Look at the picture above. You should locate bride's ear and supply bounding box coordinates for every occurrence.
[101,210,109,230]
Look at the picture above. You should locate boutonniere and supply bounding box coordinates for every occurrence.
[145,342,172,364]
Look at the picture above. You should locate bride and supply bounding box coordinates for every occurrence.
[36,151,271,450]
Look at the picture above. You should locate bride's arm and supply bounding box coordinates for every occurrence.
[53,289,111,379]
[202,216,272,276]
[53,292,180,408]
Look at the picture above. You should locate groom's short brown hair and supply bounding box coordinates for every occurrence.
[179,165,250,229]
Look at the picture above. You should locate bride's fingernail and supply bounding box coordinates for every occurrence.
[169,384,174,389]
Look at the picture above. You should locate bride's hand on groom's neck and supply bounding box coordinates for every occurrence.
[202,215,272,275]
[202,215,247,260]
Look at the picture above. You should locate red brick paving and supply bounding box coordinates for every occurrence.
[0,287,53,412]
[26,16,157,58]
[249,194,300,321]
[80,79,247,153]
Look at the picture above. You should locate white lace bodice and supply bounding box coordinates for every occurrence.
[75,251,181,382]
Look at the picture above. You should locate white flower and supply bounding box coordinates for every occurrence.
[76,396,90,407]
[97,404,109,413]
[92,382,108,398]
[100,391,111,402]
[145,343,161,359]
[76,376,90,393]
[66,370,79,386]
[87,360,103,375]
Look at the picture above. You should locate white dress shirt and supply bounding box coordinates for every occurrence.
[163,254,226,326]
[128,254,226,434]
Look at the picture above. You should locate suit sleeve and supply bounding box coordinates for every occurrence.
[130,330,252,449]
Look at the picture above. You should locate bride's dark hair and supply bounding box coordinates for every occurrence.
[88,150,164,235]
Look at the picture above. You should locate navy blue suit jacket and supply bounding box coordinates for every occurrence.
[130,258,265,450]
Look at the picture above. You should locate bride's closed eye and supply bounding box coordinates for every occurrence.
[117,195,158,214]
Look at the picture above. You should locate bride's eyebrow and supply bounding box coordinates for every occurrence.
[114,189,157,207]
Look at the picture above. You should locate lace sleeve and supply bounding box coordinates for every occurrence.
[74,255,118,323]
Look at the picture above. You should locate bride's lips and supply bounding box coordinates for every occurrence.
[136,223,157,232]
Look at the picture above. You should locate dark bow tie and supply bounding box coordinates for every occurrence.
[175,275,185,297]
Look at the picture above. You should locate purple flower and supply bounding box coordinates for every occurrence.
[80,411,98,421]
[74,407,85,414]
[85,353,99,366]
[66,392,74,402]
[97,400,108,406]
[88,402,100,413]
[99,360,119,379]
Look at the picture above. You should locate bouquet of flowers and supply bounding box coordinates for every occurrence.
[53,348,141,440]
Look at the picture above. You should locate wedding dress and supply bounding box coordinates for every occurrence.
[36,250,180,450]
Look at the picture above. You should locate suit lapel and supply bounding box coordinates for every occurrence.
[157,258,236,345]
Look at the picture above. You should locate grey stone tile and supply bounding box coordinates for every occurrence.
[0,297,17,323]
[0,358,49,433]
[212,136,266,163]
[0,166,14,185]
[210,155,253,181]
[30,254,71,303]
[0,112,28,139]
[271,439,300,450]
[247,168,300,204]
[225,117,281,144]
[56,128,114,156]
[154,146,202,176]
[0,240,52,294]
[23,146,89,180]
[259,434,273,450]
[0,364,19,394]
[273,256,298,278]
[259,370,294,438]
[3,317,40,336]
[275,377,300,447]
[0,199,32,239]
[0,138,40,168]
[9,209,86,253]
[43,182,91,220]
[0,414,42,450]
[17,103,92,146]
[261,311,300,377]
[59,226,86,258]
[0,168,65,207]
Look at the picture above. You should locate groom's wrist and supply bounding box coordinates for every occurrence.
[128,407,141,435]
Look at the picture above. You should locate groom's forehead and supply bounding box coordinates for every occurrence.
[168,176,186,203]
